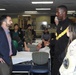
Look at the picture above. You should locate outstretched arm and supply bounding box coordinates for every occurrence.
[24,42,30,51]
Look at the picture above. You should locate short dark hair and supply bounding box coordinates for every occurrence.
[57,5,67,13]
[0,15,9,25]
[44,28,48,30]
[27,24,31,28]
[14,23,18,27]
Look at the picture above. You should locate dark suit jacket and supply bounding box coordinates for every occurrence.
[0,27,17,65]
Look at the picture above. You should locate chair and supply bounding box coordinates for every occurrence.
[30,52,50,75]
[27,44,37,52]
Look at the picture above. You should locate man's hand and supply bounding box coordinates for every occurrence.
[54,16,59,26]
[0,58,5,63]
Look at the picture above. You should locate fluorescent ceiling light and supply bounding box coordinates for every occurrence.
[22,15,31,16]
[67,10,75,14]
[0,8,6,10]
[24,11,38,14]
[32,1,53,4]
[36,8,51,10]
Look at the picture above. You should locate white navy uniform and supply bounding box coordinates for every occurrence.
[59,39,76,75]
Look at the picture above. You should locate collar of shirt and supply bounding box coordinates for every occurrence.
[2,26,10,34]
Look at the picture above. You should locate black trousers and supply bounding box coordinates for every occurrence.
[51,56,62,75]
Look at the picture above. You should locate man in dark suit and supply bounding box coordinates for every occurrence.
[0,15,17,75]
